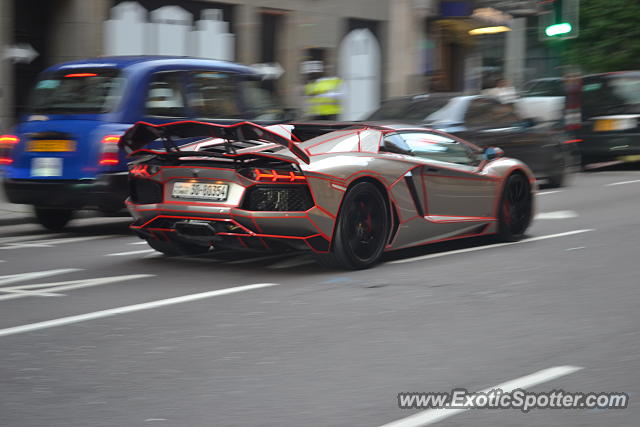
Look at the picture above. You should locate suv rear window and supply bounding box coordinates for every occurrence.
[29,68,124,114]
[582,74,640,117]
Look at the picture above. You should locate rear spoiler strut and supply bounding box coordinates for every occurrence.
[119,120,310,164]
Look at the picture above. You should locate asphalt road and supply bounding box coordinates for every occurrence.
[1,166,639,426]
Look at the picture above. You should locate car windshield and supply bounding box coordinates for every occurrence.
[582,74,640,117]
[367,97,452,122]
[29,68,124,114]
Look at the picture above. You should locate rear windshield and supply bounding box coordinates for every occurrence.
[29,68,124,114]
[582,74,640,117]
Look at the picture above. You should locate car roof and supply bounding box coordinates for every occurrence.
[43,55,256,75]
[583,70,640,79]
[525,77,563,83]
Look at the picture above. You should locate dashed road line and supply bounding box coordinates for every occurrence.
[0,274,154,301]
[379,366,583,427]
[0,282,280,338]
[534,210,578,220]
[0,232,63,245]
[0,235,111,250]
[605,179,640,187]
[537,190,562,196]
[107,249,156,256]
[0,269,83,286]
[390,229,594,264]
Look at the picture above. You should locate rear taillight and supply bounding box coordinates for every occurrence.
[99,135,120,165]
[250,168,306,182]
[0,135,19,165]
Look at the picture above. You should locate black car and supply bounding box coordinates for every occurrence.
[366,93,579,187]
[573,71,640,166]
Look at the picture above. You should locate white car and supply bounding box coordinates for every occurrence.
[515,78,565,124]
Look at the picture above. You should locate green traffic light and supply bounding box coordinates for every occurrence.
[545,22,572,37]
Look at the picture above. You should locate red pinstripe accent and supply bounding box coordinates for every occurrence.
[423,173,499,182]
[388,230,494,251]
[313,204,337,220]
[305,213,331,240]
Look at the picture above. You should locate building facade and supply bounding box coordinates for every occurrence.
[0,0,561,128]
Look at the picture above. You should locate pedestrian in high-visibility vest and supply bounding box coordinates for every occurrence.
[305,74,343,120]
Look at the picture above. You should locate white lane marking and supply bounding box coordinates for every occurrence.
[606,179,640,187]
[0,235,111,250]
[534,210,578,220]
[379,365,583,427]
[0,282,280,338]
[228,253,287,265]
[107,249,156,256]
[537,190,562,196]
[565,246,585,251]
[0,269,82,286]
[268,255,315,269]
[0,274,154,301]
[390,229,593,264]
[0,232,61,245]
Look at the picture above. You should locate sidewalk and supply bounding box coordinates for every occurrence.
[0,185,35,227]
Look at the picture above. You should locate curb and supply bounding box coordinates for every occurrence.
[0,211,36,227]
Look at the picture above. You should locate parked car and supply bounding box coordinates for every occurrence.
[515,77,565,124]
[122,120,535,269]
[2,56,292,230]
[366,93,579,187]
[573,71,640,166]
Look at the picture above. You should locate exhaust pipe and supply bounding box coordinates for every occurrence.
[174,221,217,243]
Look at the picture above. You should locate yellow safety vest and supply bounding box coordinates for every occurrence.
[305,77,342,117]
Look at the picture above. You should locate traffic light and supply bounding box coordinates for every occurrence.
[540,0,579,40]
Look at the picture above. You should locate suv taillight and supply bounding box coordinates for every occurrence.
[0,135,19,165]
[99,135,120,165]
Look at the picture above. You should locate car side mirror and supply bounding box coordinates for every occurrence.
[381,137,412,155]
[483,146,504,161]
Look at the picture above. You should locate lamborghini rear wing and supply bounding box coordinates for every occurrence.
[119,120,310,164]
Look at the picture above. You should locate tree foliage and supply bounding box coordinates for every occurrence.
[562,0,640,73]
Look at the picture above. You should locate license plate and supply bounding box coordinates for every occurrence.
[172,182,228,201]
[618,155,640,162]
[27,140,75,152]
[31,157,63,177]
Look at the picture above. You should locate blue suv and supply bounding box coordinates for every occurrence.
[3,56,289,230]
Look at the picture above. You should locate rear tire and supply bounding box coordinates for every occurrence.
[34,207,73,231]
[496,173,532,242]
[314,182,390,270]
[145,238,210,257]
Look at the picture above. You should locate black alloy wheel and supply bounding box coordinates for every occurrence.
[314,182,390,269]
[497,173,532,241]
